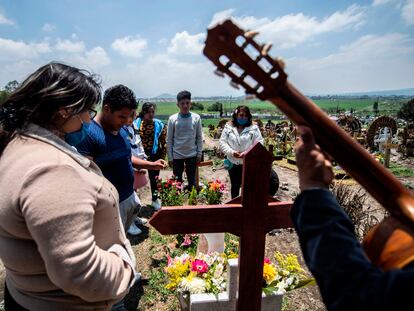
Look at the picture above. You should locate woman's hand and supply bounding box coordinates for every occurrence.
[233,151,243,158]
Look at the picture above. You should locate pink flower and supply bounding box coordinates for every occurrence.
[181,234,192,247]
[264,257,271,264]
[191,259,209,274]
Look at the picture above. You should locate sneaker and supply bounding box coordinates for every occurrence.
[134,217,148,225]
[152,198,162,211]
[127,222,142,236]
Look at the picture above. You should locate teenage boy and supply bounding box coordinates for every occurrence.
[77,85,166,236]
[167,90,203,190]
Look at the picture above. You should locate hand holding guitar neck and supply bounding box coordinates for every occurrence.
[203,19,414,269]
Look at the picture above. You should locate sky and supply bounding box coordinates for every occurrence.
[0,0,413,97]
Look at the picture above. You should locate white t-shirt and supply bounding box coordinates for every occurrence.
[125,124,147,160]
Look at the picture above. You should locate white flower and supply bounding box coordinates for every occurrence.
[180,277,206,294]
[214,263,224,278]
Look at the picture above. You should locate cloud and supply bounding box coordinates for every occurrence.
[0,38,51,60]
[402,0,414,25]
[55,39,85,53]
[285,33,414,93]
[210,5,366,48]
[372,0,392,6]
[84,47,111,67]
[209,9,236,27]
[111,36,147,58]
[167,31,205,55]
[42,23,56,32]
[0,36,110,89]
[100,53,237,97]
[0,12,14,25]
[53,46,111,71]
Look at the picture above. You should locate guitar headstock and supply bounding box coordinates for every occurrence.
[203,19,287,100]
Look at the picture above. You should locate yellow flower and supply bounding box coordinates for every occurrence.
[274,252,304,274]
[165,260,191,290]
[263,262,277,285]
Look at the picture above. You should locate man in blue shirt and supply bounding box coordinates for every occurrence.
[77,85,165,235]
[292,126,414,311]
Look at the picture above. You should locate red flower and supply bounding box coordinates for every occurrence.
[191,259,209,274]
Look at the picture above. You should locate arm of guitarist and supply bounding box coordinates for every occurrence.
[292,126,414,311]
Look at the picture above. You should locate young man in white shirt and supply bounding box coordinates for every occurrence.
[167,90,203,190]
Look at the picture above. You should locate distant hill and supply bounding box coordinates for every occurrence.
[153,93,175,99]
[339,87,414,97]
[146,88,414,100]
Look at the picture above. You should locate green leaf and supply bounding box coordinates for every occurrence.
[294,278,316,289]
[262,287,277,296]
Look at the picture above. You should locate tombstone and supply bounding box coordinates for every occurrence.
[178,258,283,311]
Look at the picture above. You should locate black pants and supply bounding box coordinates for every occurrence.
[173,157,197,190]
[228,164,243,199]
[228,164,280,199]
[147,154,161,201]
[5,283,28,311]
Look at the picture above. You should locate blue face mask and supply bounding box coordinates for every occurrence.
[237,118,248,126]
[65,120,90,147]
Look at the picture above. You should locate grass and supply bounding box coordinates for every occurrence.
[152,98,404,116]
[388,163,414,177]
[140,229,178,309]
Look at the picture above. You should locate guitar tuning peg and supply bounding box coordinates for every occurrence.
[229,81,240,90]
[244,30,259,39]
[261,43,273,56]
[275,57,286,70]
[214,69,225,78]
[245,93,256,100]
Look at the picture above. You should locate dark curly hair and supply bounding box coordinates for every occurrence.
[103,84,138,112]
[138,102,157,119]
[0,62,101,156]
[231,105,252,127]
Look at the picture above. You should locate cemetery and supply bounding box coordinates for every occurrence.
[0,3,414,311]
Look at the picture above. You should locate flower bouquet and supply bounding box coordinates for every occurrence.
[165,252,227,295]
[166,251,314,310]
[155,175,186,206]
[262,252,315,295]
[198,179,226,205]
[166,251,314,295]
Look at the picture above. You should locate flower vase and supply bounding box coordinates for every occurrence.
[204,233,225,253]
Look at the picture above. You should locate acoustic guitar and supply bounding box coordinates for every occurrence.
[203,19,414,270]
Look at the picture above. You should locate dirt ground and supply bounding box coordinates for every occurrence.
[0,135,413,310]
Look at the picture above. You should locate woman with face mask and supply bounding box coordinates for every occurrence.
[0,63,136,311]
[219,105,279,199]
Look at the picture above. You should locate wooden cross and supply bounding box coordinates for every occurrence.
[382,136,399,168]
[150,142,293,311]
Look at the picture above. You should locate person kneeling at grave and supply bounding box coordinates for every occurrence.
[292,125,413,311]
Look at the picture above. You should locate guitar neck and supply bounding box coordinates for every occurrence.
[272,82,414,223]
